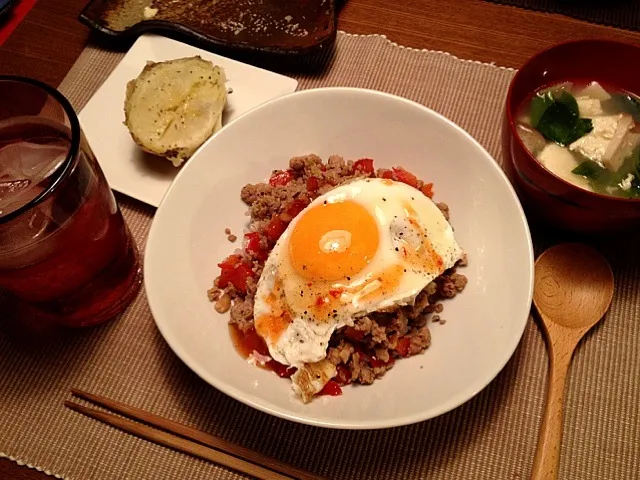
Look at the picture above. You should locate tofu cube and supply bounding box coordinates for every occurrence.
[569,114,635,171]
[576,96,604,118]
[537,143,593,192]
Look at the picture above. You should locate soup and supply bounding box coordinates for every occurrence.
[515,81,640,199]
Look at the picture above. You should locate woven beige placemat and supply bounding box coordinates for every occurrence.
[1,32,638,480]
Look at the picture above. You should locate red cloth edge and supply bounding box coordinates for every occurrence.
[0,0,40,46]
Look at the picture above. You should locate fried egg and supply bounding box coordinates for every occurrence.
[253,178,464,368]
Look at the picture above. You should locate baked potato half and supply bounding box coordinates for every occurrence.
[124,56,227,166]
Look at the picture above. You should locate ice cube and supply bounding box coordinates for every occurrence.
[0,139,68,185]
[0,139,68,217]
[0,178,32,215]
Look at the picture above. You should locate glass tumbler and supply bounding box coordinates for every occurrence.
[0,76,142,327]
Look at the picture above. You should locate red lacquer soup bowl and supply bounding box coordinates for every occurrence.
[503,39,640,233]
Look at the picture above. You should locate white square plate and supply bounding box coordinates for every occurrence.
[79,34,298,207]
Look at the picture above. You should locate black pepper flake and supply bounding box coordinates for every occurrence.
[332,309,337,313]
[395,247,399,251]
[304,310,308,314]
[346,276,351,280]
[323,201,327,205]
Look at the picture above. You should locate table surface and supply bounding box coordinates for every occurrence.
[1,0,639,478]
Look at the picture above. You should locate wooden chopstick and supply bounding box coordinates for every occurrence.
[66,388,325,480]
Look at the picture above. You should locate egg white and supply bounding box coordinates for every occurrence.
[254,178,464,367]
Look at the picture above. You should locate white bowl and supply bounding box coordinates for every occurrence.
[145,88,534,429]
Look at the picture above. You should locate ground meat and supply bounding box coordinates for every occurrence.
[207,288,221,302]
[326,340,354,365]
[289,154,323,173]
[438,271,468,298]
[413,314,429,328]
[386,310,409,337]
[437,202,450,221]
[350,352,376,384]
[370,321,387,344]
[374,347,390,363]
[240,155,372,222]
[407,326,431,355]
[353,316,373,334]
[229,297,254,333]
[405,290,430,319]
[209,155,468,394]
[245,277,258,297]
[214,293,232,313]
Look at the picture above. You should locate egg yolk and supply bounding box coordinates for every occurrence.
[289,200,379,281]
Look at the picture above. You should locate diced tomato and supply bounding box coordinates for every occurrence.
[370,356,388,368]
[217,255,255,293]
[378,167,420,188]
[354,158,375,175]
[420,182,434,198]
[344,327,365,342]
[306,176,320,193]
[243,326,270,357]
[315,296,327,306]
[335,365,351,385]
[244,232,268,261]
[264,216,288,243]
[319,380,343,396]
[395,337,411,357]
[285,198,309,218]
[328,287,343,298]
[269,170,294,187]
[392,168,419,188]
[218,254,241,269]
[269,360,296,378]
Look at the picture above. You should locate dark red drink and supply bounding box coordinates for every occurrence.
[0,77,141,327]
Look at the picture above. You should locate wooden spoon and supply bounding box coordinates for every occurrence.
[530,243,614,480]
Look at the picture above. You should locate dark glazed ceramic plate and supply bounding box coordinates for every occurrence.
[79,0,337,57]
